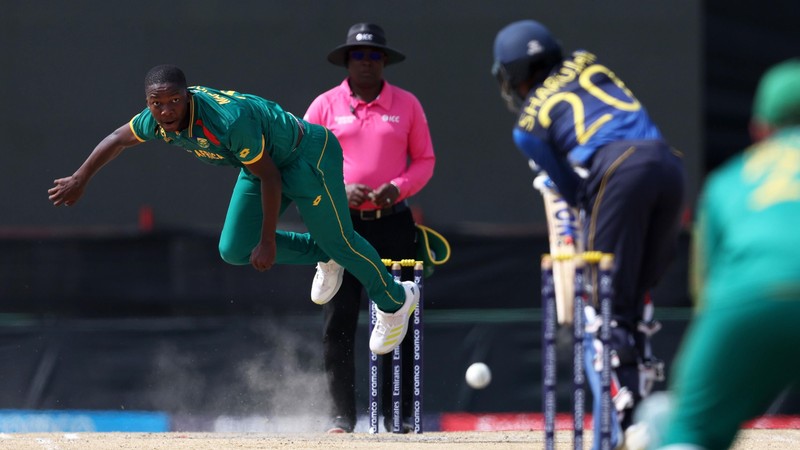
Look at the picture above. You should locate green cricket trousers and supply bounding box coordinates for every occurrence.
[218,121,406,311]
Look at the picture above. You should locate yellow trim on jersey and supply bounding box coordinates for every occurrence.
[186,95,196,138]
[315,129,401,306]
[242,135,266,165]
[588,145,636,251]
[129,114,146,142]
[584,146,635,309]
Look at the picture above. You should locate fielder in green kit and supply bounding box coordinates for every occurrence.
[48,65,418,355]
[633,59,800,450]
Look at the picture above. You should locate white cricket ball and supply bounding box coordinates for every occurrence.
[465,362,492,389]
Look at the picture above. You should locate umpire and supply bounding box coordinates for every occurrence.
[304,23,435,433]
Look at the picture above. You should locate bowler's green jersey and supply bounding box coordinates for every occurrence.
[129,86,303,169]
[128,84,406,312]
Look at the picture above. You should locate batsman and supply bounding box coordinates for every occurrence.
[492,20,687,449]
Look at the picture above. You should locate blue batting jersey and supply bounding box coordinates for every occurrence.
[513,50,662,204]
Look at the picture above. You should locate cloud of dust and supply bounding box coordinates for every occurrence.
[147,316,333,432]
[233,317,332,431]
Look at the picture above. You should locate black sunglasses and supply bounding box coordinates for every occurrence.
[349,50,384,61]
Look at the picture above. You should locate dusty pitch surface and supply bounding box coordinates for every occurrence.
[1,430,798,449]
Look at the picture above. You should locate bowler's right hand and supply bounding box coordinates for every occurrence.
[48,176,85,206]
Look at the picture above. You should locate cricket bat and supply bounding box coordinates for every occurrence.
[535,174,581,325]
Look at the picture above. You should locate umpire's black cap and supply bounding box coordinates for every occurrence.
[327,23,406,67]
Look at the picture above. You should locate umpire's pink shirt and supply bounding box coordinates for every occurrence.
[304,79,435,210]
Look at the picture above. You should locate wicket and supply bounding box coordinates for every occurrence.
[541,252,614,450]
[368,259,424,434]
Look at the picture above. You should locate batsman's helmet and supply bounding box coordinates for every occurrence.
[492,20,562,111]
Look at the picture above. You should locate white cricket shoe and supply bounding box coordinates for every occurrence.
[310,259,344,305]
[369,281,419,355]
